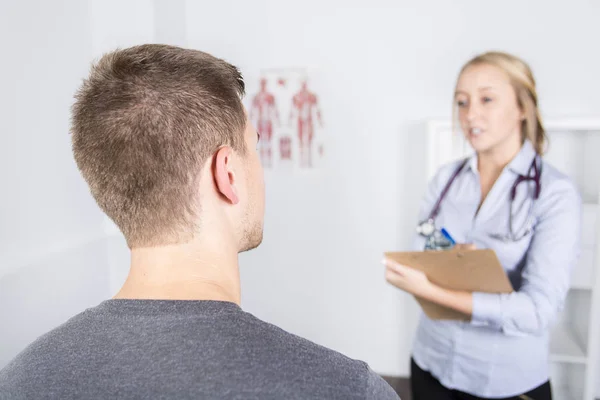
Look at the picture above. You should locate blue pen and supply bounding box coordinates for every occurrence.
[440,228,456,246]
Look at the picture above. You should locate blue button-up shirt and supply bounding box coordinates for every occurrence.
[411,140,582,397]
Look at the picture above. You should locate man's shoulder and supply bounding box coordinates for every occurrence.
[240,312,353,359]
[0,309,92,396]
[239,313,399,399]
[1,308,91,364]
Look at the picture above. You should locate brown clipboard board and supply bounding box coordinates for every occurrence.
[384,249,514,320]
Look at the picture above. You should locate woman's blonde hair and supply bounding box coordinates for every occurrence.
[454,51,547,155]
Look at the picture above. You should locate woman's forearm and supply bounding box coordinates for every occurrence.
[423,284,473,317]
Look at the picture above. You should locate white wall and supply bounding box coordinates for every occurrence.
[154,0,187,47]
[183,0,600,379]
[0,0,109,367]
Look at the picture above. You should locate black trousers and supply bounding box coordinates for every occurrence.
[411,358,552,400]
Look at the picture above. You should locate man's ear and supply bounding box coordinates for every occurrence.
[213,146,239,205]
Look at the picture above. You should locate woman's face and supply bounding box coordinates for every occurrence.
[455,63,524,156]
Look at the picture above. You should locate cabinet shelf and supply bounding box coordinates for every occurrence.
[550,324,587,364]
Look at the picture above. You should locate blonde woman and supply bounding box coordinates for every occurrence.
[384,52,581,399]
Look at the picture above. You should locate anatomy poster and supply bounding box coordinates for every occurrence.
[246,68,325,171]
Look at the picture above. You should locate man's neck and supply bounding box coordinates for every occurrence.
[113,240,241,305]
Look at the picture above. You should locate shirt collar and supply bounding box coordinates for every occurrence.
[467,140,537,176]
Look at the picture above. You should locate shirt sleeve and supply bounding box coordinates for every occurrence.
[470,178,582,336]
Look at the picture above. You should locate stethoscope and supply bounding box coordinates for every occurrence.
[417,155,542,242]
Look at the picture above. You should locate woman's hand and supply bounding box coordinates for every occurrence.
[383,258,436,298]
[382,243,475,298]
[382,245,476,317]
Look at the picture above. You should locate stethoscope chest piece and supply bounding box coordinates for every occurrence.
[417,219,436,237]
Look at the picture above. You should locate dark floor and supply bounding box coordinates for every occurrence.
[382,376,411,400]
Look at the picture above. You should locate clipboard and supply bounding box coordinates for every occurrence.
[384,249,514,320]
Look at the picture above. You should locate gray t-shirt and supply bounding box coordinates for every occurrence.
[0,300,399,399]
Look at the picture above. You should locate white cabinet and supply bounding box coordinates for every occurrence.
[425,118,600,400]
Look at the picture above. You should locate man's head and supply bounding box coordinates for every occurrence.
[71,44,265,252]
